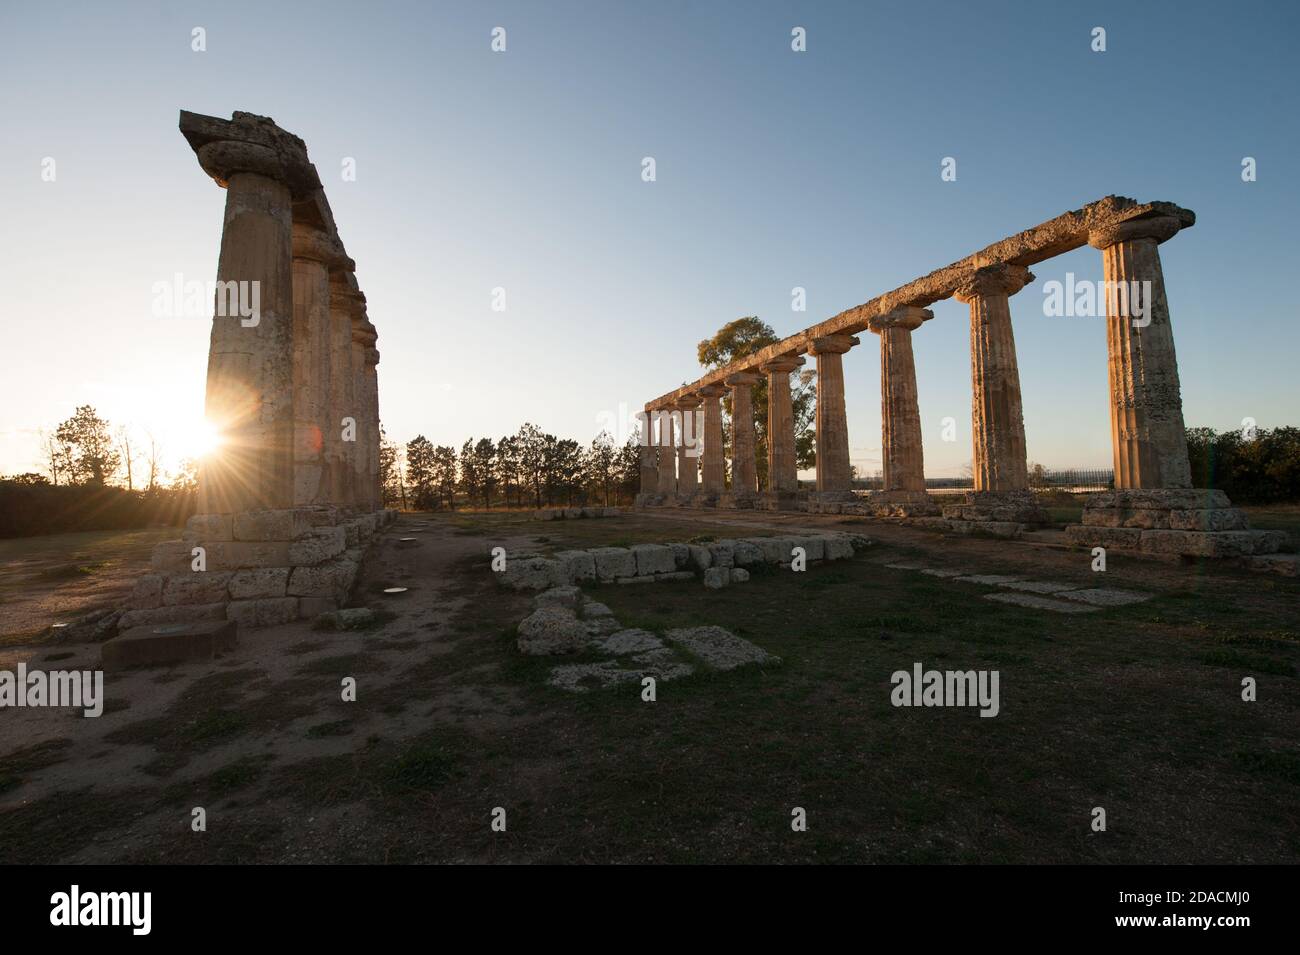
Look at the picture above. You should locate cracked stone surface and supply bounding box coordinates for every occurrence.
[998,580,1077,594]
[593,628,664,655]
[664,626,778,670]
[983,592,1101,614]
[954,574,1025,586]
[1054,588,1153,607]
[919,568,967,578]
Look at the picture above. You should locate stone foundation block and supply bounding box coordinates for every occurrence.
[203,540,292,571]
[162,571,233,606]
[1064,525,1145,549]
[229,567,291,600]
[1088,488,1231,510]
[1168,508,1251,532]
[118,602,227,630]
[732,540,763,567]
[127,574,164,610]
[288,558,359,599]
[703,567,729,589]
[226,597,299,629]
[1139,529,1285,558]
[298,597,340,618]
[183,513,233,543]
[501,557,562,591]
[591,547,637,581]
[707,542,735,569]
[102,620,237,670]
[150,540,195,574]
[553,550,597,583]
[233,508,297,542]
[288,526,347,565]
[631,543,676,576]
[687,544,713,570]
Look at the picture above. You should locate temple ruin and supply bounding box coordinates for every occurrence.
[636,196,1284,560]
[121,111,394,634]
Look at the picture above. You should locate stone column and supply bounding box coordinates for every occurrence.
[655,408,677,496]
[951,264,1045,525]
[697,384,727,499]
[871,306,931,490]
[328,276,361,506]
[724,372,761,503]
[759,354,805,505]
[636,410,659,502]
[291,224,351,506]
[675,400,699,499]
[193,144,296,514]
[954,264,1034,493]
[350,318,379,512]
[1088,215,1192,489]
[809,335,858,495]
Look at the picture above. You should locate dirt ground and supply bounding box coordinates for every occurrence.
[1,507,1297,864]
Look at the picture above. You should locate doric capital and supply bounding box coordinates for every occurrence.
[869,305,933,334]
[352,319,378,347]
[293,223,355,271]
[1087,214,1183,250]
[724,371,763,387]
[809,334,860,356]
[696,383,728,400]
[953,264,1034,303]
[181,110,320,198]
[758,354,806,375]
[673,397,701,412]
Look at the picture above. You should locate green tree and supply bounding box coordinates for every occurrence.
[405,435,436,509]
[496,434,521,508]
[55,405,121,486]
[432,445,458,510]
[696,317,816,486]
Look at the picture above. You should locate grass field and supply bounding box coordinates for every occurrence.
[1,510,1297,864]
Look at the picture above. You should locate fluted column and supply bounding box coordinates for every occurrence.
[725,372,761,497]
[809,335,858,493]
[636,410,659,498]
[291,224,353,506]
[869,306,931,492]
[1088,216,1192,489]
[675,400,699,497]
[954,265,1033,493]
[327,277,360,505]
[350,317,378,512]
[194,148,296,514]
[759,354,805,496]
[697,384,727,496]
[655,408,677,496]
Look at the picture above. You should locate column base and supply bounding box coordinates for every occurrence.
[1065,488,1285,558]
[717,491,758,510]
[864,490,941,518]
[941,490,1050,528]
[756,490,799,511]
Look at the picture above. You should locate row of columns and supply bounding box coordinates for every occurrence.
[640,214,1192,501]
[190,115,382,517]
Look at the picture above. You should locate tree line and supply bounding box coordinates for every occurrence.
[381,424,642,511]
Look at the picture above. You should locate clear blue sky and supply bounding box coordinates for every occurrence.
[1,0,1296,479]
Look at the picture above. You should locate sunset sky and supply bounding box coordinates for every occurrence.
[1,0,1297,482]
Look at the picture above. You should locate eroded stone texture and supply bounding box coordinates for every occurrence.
[809,335,857,493]
[954,264,1033,493]
[870,307,930,494]
[697,384,727,497]
[724,372,761,500]
[1088,215,1192,489]
[675,400,699,498]
[759,355,804,504]
[654,409,677,496]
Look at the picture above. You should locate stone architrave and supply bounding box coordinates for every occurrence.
[758,354,805,502]
[724,372,762,499]
[808,335,858,494]
[1087,215,1192,489]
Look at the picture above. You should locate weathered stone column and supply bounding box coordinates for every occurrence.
[809,335,858,495]
[636,410,659,502]
[327,276,361,505]
[759,354,805,506]
[350,317,379,512]
[193,146,296,514]
[1088,215,1192,489]
[675,400,699,498]
[872,307,930,492]
[949,264,1045,526]
[724,372,761,503]
[291,224,352,506]
[655,408,677,496]
[954,264,1033,493]
[697,385,727,499]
